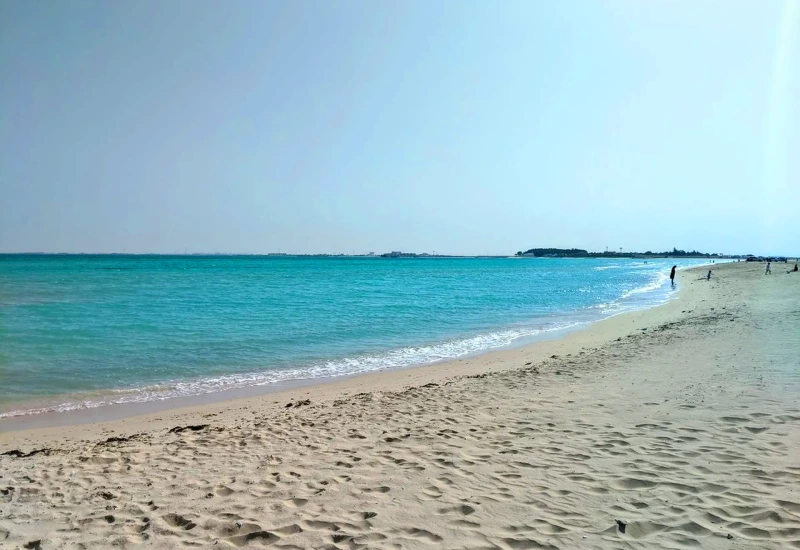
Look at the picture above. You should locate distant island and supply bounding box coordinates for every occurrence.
[379,251,506,258]
[380,251,444,258]
[515,248,730,259]
[377,248,736,259]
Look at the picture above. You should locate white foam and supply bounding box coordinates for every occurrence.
[0,320,588,418]
[621,271,669,299]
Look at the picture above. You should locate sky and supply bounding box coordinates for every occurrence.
[1,1,798,256]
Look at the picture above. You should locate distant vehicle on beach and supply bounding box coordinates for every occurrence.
[759,257,788,263]
[744,255,785,262]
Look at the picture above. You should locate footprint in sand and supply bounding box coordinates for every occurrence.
[437,504,476,516]
[346,511,377,521]
[0,487,15,503]
[301,519,340,532]
[353,532,388,543]
[226,530,280,546]
[364,485,391,494]
[501,536,556,549]
[402,528,443,542]
[273,524,303,535]
[420,485,443,500]
[161,513,196,530]
[282,498,307,508]
[610,478,659,490]
[450,519,480,529]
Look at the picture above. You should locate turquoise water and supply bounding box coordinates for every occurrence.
[0,255,714,416]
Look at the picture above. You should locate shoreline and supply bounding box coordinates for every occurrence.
[0,261,709,430]
[2,261,798,549]
[1,264,700,442]
[1,267,687,435]
[0,320,592,434]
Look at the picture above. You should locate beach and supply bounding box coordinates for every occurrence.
[0,256,709,419]
[1,262,799,549]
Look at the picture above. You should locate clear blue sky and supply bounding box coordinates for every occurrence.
[1,1,798,255]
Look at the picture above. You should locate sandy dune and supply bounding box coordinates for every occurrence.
[1,262,799,549]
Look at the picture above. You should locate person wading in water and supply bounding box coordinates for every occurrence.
[670,265,677,287]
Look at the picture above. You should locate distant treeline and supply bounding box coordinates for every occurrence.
[516,248,724,258]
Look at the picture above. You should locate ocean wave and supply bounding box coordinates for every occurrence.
[0,321,585,419]
[621,271,669,299]
[590,270,671,315]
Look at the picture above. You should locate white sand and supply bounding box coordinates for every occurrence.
[1,262,799,549]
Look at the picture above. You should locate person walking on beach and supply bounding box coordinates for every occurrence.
[765,261,771,275]
[670,265,677,287]
[707,270,712,281]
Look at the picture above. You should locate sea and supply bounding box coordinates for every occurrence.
[0,255,716,418]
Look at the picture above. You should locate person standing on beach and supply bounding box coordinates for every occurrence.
[670,265,677,287]
[707,270,712,280]
[766,262,772,275]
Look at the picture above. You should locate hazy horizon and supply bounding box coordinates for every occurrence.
[2,1,799,256]
[0,248,785,257]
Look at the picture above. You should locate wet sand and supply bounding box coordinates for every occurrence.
[1,262,799,549]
